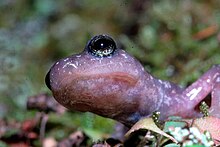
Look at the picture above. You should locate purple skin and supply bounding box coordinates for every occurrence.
[45,34,220,127]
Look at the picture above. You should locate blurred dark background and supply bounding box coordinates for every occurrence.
[0,0,220,143]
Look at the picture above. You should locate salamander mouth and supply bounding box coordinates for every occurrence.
[68,72,139,87]
[52,71,140,119]
[54,72,139,103]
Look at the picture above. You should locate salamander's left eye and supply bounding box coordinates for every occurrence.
[87,34,116,57]
[45,70,51,90]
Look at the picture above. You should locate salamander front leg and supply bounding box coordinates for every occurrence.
[210,75,220,117]
[182,65,220,116]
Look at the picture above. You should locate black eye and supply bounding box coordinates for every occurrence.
[87,35,116,57]
[45,70,51,90]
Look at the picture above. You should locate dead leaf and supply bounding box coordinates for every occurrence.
[125,118,178,143]
[191,116,220,144]
[193,25,218,40]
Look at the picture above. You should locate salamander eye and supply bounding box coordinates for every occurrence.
[87,35,116,57]
[45,70,51,90]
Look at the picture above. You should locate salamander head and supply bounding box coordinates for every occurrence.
[45,34,145,123]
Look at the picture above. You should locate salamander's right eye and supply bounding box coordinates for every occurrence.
[87,34,116,57]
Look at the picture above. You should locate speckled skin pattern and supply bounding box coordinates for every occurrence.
[46,34,220,127]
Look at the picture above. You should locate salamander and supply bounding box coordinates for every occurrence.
[45,34,220,127]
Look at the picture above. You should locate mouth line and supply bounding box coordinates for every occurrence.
[85,71,137,83]
[55,71,139,91]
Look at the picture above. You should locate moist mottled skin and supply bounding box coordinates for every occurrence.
[46,34,220,127]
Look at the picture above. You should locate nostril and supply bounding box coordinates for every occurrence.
[87,34,116,57]
[45,70,52,90]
